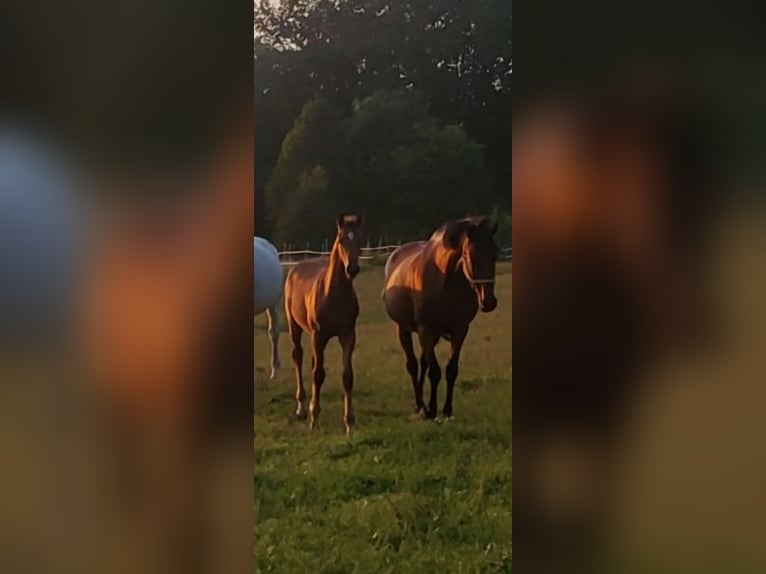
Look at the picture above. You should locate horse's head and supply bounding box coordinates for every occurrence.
[335,213,364,279]
[445,217,499,312]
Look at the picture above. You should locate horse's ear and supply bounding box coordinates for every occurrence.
[337,214,346,229]
[443,221,464,250]
[356,213,364,228]
[491,221,498,236]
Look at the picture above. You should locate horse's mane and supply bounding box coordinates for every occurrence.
[428,216,490,243]
[429,227,448,244]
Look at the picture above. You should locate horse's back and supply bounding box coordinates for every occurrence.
[254,236,279,260]
[384,242,426,287]
[284,258,328,309]
[285,257,329,286]
[254,237,283,315]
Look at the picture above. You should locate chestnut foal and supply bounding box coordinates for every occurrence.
[284,214,364,434]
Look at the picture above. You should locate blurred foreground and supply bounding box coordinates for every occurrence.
[1,1,254,572]
[513,47,766,574]
[0,117,254,574]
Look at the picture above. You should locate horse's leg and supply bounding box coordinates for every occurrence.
[443,327,468,418]
[288,319,306,419]
[309,331,329,430]
[417,331,441,419]
[397,326,423,412]
[339,329,357,436]
[417,352,428,409]
[266,304,280,379]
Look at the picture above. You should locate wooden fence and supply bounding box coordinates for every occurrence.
[277,244,511,266]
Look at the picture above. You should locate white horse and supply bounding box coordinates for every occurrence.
[0,126,83,343]
[254,236,283,379]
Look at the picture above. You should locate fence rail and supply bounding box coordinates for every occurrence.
[278,244,511,266]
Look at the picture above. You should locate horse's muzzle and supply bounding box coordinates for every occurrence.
[477,285,497,313]
[480,296,498,313]
[346,263,360,279]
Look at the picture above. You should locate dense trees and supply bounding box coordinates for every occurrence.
[255,0,511,244]
[266,91,495,244]
[265,98,343,243]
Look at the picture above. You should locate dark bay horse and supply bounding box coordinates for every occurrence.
[383,216,499,419]
[284,214,364,434]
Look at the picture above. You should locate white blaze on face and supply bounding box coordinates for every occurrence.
[347,231,354,240]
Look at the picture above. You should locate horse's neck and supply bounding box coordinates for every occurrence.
[322,244,352,295]
[428,242,465,290]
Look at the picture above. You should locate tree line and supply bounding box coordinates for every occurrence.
[255,0,512,246]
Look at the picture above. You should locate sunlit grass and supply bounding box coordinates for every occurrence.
[255,263,512,573]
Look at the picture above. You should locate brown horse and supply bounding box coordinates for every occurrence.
[284,214,364,434]
[383,216,499,419]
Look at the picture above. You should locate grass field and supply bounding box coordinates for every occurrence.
[254,262,512,574]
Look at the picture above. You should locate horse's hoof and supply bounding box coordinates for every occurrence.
[295,410,308,421]
[419,408,435,420]
[310,419,319,430]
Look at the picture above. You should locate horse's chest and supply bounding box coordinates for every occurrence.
[418,291,477,330]
[313,293,359,333]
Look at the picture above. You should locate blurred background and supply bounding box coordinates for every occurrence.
[513,1,766,573]
[2,1,254,572]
